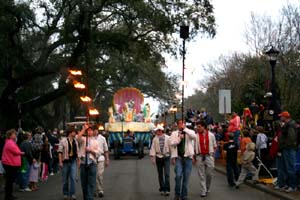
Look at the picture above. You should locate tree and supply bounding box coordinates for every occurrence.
[0,0,216,131]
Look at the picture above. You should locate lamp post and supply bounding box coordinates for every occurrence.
[180,25,189,121]
[265,46,281,120]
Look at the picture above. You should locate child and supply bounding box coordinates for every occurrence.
[223,133,239,187]
[240,129,252,155]
[29,159,39,191]
[235,142,258,188]
[40,137,51,181]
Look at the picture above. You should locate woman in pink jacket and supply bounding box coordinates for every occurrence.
[2,129,24,200]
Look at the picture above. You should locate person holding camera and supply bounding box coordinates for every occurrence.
[170,120,196,200]
[194,120,217,197]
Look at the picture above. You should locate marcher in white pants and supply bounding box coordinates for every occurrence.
[194,121,217,198]
[94,129,109,198]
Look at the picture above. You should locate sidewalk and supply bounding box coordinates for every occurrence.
[215,159,299,200]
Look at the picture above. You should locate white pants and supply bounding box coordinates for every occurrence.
[96,161,105,193]
[196,155,215,193]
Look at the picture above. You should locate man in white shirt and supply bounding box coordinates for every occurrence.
[93,128,109,198]
[194,121,217,197]
[170,120,196,200]
[150,125,171,196]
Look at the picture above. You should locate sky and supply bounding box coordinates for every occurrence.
[146,0,299,114]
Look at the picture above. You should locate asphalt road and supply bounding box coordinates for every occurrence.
[0,154,280,200]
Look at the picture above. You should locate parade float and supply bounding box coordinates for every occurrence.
[105,88,155,159]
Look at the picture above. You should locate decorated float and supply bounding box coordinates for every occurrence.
[105,87,155,159]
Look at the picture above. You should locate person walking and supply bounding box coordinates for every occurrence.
[2,129,24,200]
[194,121,217,197]
[58,127,79,200]
[77,124,100,200]
[278,111,298,192]
[235,142,258,188]
[170,120,196,200]
[150,125,171,196]
[93,128,109,198]
[223,133,239,187]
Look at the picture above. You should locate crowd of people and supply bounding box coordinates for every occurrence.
[1,109,299,200]
[0,124,109,200]
[149,110,300,200]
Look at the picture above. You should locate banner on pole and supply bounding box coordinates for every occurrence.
[219,90,231,114]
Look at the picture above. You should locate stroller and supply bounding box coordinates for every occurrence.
[256,156,276,185]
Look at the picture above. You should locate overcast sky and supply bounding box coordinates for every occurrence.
[146,0,299,113]
[165,0,299,96]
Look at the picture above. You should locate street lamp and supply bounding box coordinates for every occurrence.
[264,46,281,120]
[180,25,189,121]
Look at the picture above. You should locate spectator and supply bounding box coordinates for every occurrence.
[46,129,59,175]
[29,159,39,191]
[19,132,34,192]
[255,126,268,165]
[235,142,258,188]
[278,111,297,193]
[228,112,241,147]
[240,129,252,155]
[223,133,239,187]
[2,129,24,200]
[40,137,51,181]
[295,120,300,149]
[271,121,285,190]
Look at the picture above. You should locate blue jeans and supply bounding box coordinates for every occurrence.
[276,155,286,187]
[62,160,77,196]
[226,161,239,186]
[80,163,97,200]
[282,149,297,189]
[156,157,170,192]
[20,161,30,189]
[233,131,240,148]
[174,157,192,198]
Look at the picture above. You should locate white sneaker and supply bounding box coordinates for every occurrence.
[50,172,54,176]
[285,187,296,193]
[24,187,32,192]
[274,185,281,190]
[200,192,206,197]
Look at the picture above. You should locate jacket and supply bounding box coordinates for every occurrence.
[241,142,255,166]
[150,134,171,158]
[279,120,297,150]
[57,137,79,161]
[194,131,217,155]
[2,139,23,166]
[170,128,196,158]
[76,135,100,164]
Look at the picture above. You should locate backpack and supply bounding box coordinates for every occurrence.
[32,133,43,152]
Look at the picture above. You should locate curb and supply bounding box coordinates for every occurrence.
[214,165,295,200]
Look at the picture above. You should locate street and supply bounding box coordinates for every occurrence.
[0,153,280,200]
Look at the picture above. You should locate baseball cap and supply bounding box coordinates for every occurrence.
[278,111,290,118]
[153,125,164,132]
